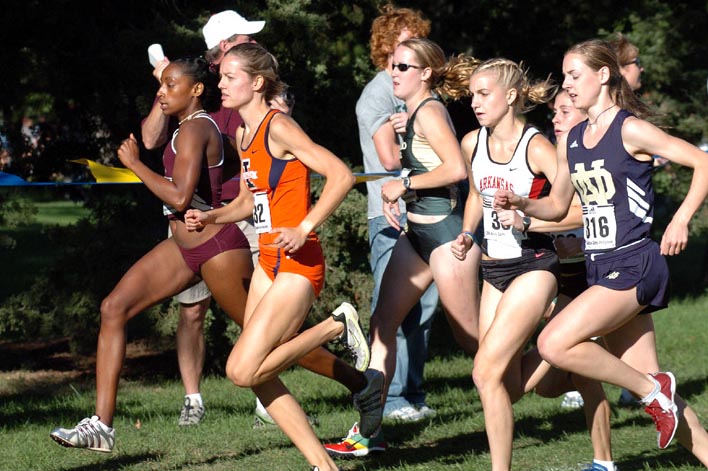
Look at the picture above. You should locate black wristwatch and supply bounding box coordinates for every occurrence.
[402,176,412,190]
[522,216,531,233]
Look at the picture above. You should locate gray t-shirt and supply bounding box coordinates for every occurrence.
[356,70,405,219]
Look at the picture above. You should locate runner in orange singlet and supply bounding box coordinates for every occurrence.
[185,43,369,471]
[241,108,325,293]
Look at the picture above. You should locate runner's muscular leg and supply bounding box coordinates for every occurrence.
[253,378,339,470]
[473,271,555,471]
[430,241,480,356]
[96,239,197,425]
[369,236,433,401]
[176,298,210,395]
[538,287,657,398]
[212,260,365,394]
[605,315,708,466]
[226,272,344,387]
[296,346,367,394]
[201,247,252,327]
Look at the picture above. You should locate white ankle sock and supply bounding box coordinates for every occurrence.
[593,459,615,471]
[186,393,203,405]
[94,416,113,431]
[640,376,661,405]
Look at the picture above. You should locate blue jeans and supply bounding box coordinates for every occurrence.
[368,216,438,411]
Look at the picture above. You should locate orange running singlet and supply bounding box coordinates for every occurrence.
[240,110,318,244]
[240,109,324,295]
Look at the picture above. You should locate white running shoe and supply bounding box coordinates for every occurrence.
[413,402,437,419]
[332,302,370,372]
[50,415,115,453]
[561,391,585,409]
[580,461,617,471]
[254,397,276,427]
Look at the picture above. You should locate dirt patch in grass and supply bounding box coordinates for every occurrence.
[0,337,179,392]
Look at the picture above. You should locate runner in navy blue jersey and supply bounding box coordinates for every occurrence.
[495,39,708,465]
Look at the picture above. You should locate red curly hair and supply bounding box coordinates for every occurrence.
[370,3,431,71]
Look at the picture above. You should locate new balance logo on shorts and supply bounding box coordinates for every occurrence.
[605,271,620,280]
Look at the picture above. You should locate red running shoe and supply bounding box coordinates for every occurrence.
[643,371,678,449]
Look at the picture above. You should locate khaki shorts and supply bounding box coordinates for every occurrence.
[172,219,259,304]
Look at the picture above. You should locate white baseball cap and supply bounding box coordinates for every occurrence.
[202,10,265,49]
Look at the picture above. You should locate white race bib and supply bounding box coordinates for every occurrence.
[253,191,272,234]
[483,205,509,242]
[583,204,617,250]
[482,204,526,243]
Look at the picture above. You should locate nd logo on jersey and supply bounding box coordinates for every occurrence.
[570,159,615,205]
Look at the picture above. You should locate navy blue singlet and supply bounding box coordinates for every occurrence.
[566,109,654,255]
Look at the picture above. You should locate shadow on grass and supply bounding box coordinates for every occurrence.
[388,373,708,469]
[355,411,704,470]
[3,334,707,469]
[0,337,181,381]
[675,375,708,403]
[360,428,490,469]
[0,337,184,429]
[54,441,298,471]
[57,454,161,471]
[616,446,700,470]
[425,371,475,391]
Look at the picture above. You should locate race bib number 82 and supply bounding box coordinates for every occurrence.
[253,191,272,234]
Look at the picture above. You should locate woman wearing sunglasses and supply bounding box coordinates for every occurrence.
[364,38,483,439]
[609,33,644,92]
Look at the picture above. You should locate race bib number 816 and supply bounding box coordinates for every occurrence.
[583,204,617,250]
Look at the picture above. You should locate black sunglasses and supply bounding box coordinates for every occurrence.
[392,63,422,72]
[623,57,641,68]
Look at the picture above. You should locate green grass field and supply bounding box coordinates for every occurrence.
[31,200,90,226]
[1,297,707,471]
[0,199,90,301]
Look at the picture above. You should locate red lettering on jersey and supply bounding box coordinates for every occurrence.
[478,176,514,193]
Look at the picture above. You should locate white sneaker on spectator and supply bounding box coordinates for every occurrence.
[384,404,424,422]
[178,396,205,426]
[413,402,437,419]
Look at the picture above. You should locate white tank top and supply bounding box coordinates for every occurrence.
[472,125,551,259]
